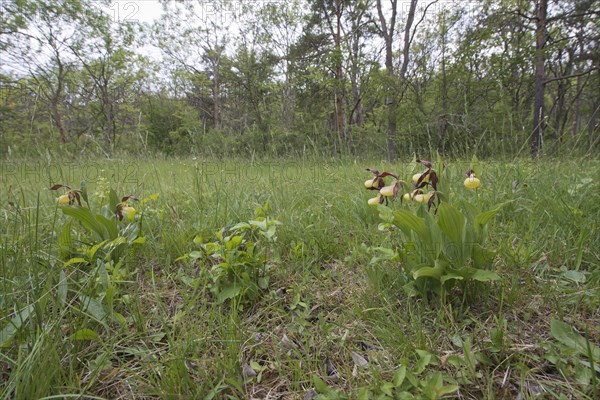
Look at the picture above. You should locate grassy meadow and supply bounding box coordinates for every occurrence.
[0,156,599,399]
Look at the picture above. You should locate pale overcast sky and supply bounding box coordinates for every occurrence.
[97,0,164,24]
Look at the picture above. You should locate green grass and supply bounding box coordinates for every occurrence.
[0,156,599,399]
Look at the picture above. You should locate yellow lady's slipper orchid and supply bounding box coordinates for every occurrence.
[412,172,429,184]
[414,192,433,203]
[364,179,374,188]
[403,193,412,201]
[368,195,382,206]
[464,174,481,189]
[57,194,70,205]
[380,184,395,197]
[121,205,137,221]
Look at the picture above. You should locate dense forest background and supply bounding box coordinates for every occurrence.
[1,0,599,159]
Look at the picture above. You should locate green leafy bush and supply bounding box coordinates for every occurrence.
[179,211,280,307]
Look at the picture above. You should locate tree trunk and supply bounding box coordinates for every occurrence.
[333,0,346,148]
[376,0,398,161]
[351,80,363,127]
[101,73,113,146]
[213,61,220,130]
[399,0,417,80]
[573,73,583,137]
[283,61,296,129]
[553,80,568,142]
[52,56,68,143]
[531,0,547,158]
[376,0,418,161]
[51,101,68,144]
[440,16,448,141]
[590,74,600,149]
[385,41,397,162]
[349,13,363,127]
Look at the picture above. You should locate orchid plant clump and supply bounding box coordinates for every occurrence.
[49,182,146,328]
[363,156,503,303]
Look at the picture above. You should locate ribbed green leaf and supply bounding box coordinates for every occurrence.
[473,244,496,269]
[413,265,443,280]
[248,219,267,231]
[392,209,427,240]
[62,206,108,240]
[438,385,459,396]
[189,251,203,259]
[440,272,464,284]
[438,203,465,246]
[472,203,506,242]
[58,221,73,260]
[89,240,108,260]
[108,189,119,211]
[96,213,118,240]
[475,204,505,229]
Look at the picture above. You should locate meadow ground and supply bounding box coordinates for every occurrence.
[0,156,598,399]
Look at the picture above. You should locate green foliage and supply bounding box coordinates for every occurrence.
[381,201,502,296]
[313,351,458,400]
[1,157,598,399]
[52,184,145,333]
[178,209,281,307]
[545,320,600,389]
[2,0,599,159]
[57,186,143,263]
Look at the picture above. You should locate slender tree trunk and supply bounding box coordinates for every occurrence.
[376,0,398,161]
[52,58,68,143]
[376,0,418,161]
[51,101,68,144]
[101,73,113,145]
[384,45,397,162]
[573,74,583,137]
[349,17,363,127]
[440,19,448,141]
[213,61,220,130]
[283,62,295,129]
[531,0,547,158]
[551,48,573,143]
[572,32,585,137]
[351,79,363,126]
[333,0,346,147]
[334,69,345,143]
[590,74,600,148]
[553,80,568,142]
[399,0,417,80]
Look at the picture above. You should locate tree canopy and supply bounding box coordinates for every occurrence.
[1,0,598,158]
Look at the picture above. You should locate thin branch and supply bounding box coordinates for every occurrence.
[543,67,599,84]
[548,10,600,23]
[509,9,536,21]
[409,0,440,49]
